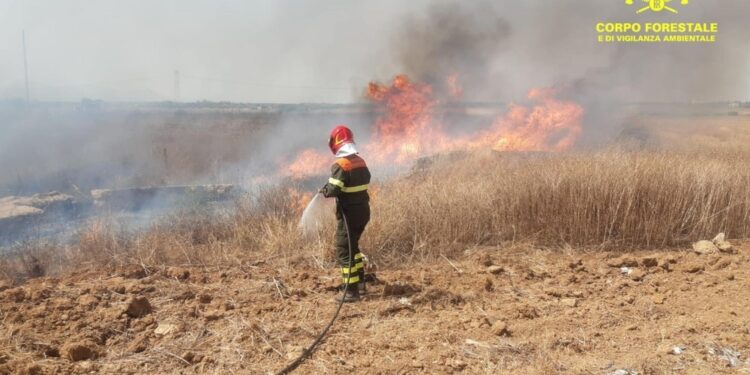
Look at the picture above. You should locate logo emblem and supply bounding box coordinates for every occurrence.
[626,0,689,14]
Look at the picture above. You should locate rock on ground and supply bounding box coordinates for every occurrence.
[693,240,718,255]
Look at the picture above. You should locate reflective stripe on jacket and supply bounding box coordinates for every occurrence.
[322,154,370,205]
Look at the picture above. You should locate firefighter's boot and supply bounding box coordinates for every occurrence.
[339,285,360,303]
[339,265,360,303]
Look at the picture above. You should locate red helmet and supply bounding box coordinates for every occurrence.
[328,125,354,154]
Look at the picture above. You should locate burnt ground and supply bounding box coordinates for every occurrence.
[1,242,749,374]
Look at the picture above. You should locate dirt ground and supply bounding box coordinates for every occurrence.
[1,241,749,375]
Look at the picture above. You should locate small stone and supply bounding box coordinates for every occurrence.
[398,297,412,306]
[693,240,718,255]
[285,346,304,360]
[561,298,578,307]
[154,323,177,336]
[490,321,510,336]
[682,263,704,273]
[712,232,726,243]
[629,268,646,281]
[487,265,504,275]
[715,240,735,254]
[651,294,666,304]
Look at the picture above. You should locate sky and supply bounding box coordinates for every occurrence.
[1,0,748,103]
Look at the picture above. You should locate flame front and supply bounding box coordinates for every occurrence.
[477,88,584,152]
[365,74,448,165]
[282,149,331,180]
[281,74,584,179]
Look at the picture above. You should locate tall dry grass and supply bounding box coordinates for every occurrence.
[369,149,750,258]
[2,147,750,280]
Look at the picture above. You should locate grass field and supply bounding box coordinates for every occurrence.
[1,109,749,374]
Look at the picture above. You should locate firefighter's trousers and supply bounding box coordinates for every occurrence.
[336,202,369,286]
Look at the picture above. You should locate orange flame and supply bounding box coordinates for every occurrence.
[476,87,584,152]
[287,188,313,215]
[280,74,583,179]
[282,149,330,179]
[365,74,448,165]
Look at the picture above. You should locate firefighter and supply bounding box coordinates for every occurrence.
[320,125,371,303]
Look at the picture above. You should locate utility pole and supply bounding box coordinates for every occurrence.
[174,70,180,102]
[22,30,30,102]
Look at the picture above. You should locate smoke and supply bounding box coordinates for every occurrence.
[384,0,750,143]
[393,0,750,102]
[393,2,511,100]
[2,0,749,189]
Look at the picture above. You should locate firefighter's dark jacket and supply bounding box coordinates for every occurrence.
[321,154,370,205]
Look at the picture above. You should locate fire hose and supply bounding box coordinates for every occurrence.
[274,196,356,375]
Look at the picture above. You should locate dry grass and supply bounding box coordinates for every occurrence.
[3,144,750,281]
[370,149,750,256]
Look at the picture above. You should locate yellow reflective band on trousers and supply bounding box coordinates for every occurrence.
[342,275,360,284]
[341,184,368,193]
[354,253,364,260]
[341,267,358,274]
[328,178,345,188]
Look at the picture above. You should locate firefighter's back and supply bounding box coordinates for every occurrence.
[332,154,370,206]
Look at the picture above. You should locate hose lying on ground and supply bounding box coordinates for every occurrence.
[275,197,355,375]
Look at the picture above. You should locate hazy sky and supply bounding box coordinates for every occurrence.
[0,1,425,102]
[1,0,748,103]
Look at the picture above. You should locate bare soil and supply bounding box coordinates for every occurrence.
[1,242,749,374]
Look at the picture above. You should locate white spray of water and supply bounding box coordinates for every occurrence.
[298,192,333,236]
